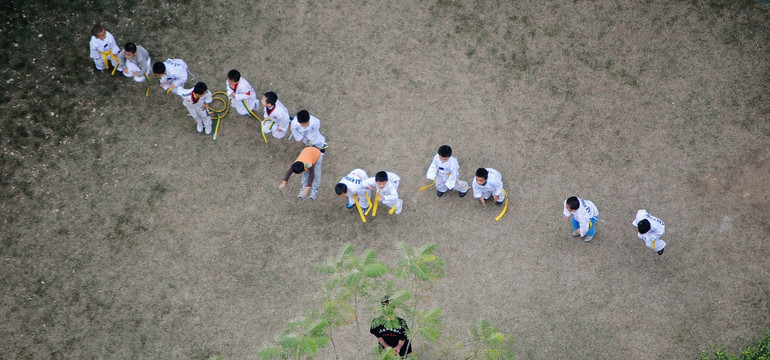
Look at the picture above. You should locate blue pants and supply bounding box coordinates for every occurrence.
[572,216,598,236]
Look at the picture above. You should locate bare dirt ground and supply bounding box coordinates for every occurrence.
[1,0,769,359]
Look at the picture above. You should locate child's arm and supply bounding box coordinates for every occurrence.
[278,167,294,189]
[426,156,439,180]
[89,38,100,59]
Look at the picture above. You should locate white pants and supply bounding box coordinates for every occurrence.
[187,107,212,134]
[300,153,323,190]
[262,120,288,139]
[436,175,469,193]
[122,58,152,82]
[232,98,258,116]
[92,55,119,71]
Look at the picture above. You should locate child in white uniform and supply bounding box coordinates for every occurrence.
[177,82,213,134]
[335,169,370,211]
[261,91,291,139]
[632,209,666,255]
[363,171,403,215]
[88,24,120,73]
[290,110,327,149]
[226,69,258,116]
[426,145,468,197]
[563,196,600,242]
[153,59,188,92]
[472,168,505,205]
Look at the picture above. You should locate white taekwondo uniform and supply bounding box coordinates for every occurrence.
[632,209,666,252]
[363,171,402,214]
[290,114,327,149]
[227,77,258,115]
[262,100,291,139]
[89,31,120,71]
[426,154,468,193]
[177,87,213,134]
[472,168,505,201]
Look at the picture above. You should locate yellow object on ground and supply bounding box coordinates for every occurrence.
[419,179,436,191]
[495,190,509,221]
[354,197,367,223]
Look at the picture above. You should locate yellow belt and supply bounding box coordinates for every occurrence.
[99,50,119,75]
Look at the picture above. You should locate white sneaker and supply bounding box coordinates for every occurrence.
[196,123,204,133]
[395,199,403,215]
[571,230,579,237]
[309,188,318,200]
[584,235,593,243]
[297,187,305,199]
[204,125,212,135]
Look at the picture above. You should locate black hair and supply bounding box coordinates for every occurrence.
[296,110,310,123]
[375,171,388,182]
[193,82,208,95]
[637,219,651,234]
[475,168,488,179]
[92,24,104,36]
[291,161,305,174]
[152,62,166,74]
[264,91,278,106]
[227,69,240,82]
[335,183,348,195]
[566,196,580,211]
[438,145,452,158]
[124,42,137,53]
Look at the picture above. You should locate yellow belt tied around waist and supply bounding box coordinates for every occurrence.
[99,50,119,75]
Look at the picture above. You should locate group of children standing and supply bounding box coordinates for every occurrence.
[89,24,667,256]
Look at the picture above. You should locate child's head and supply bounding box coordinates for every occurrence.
[193,82,208,95]
[475,168,488,185]
[262,91,277,108]
[92,24,105,38]
[566,196,580,212]
[291,161,307,174]
[124,42,137,57]
[152,62,166,77]
[335,183,348,196]
[637,219,651,234]
[296,110,310,127]
[227,69,240,87]
[374,171,388,189]
[438,145,452,161]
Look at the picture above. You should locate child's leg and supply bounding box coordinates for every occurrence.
[232,100,248,115]
[271,126,288,139]
[262,120,274,134]
[356,191,369,209]
[93,57,106,71]
[311,154,323,190]
[452,179,469,193]
[435,175,449,193]
[585,217,598,236]
[571,217,580,231]
[197,109,212,134]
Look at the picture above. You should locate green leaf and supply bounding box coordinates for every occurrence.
[363,263,388,277]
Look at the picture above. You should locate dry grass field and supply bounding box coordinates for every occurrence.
[1,0,769,359]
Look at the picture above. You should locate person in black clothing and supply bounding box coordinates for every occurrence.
[370,298,412,357]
